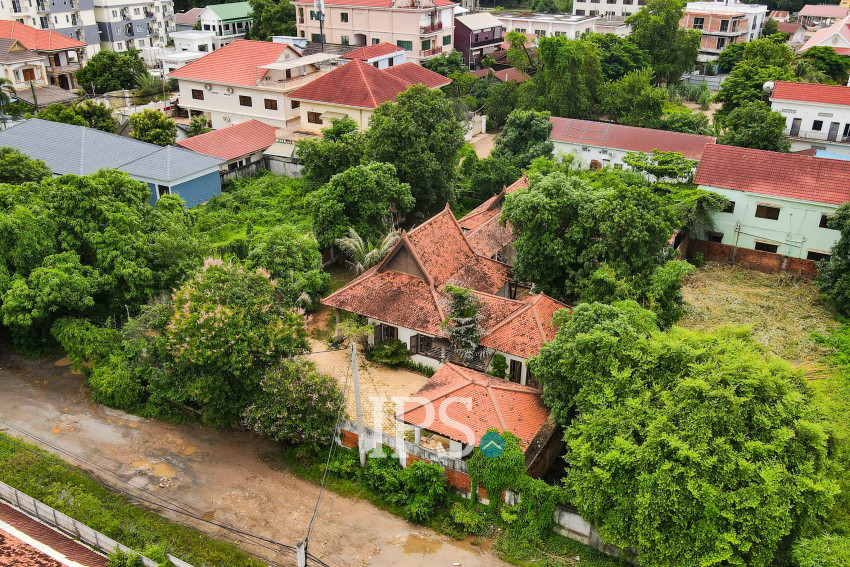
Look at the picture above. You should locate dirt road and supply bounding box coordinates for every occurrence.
[0,349,509,567]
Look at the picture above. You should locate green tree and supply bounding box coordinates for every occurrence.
[586,32,652,82]
[129,109,177,146]
[626,0,700,84]
[717,101,791,152]
[531,0,559,13]
[482,80,519,129]
[793,534,850,567]
[245,0,296,41]
[0,148,51,184]
[296,116,367,188]
[744,35,794,68]
[308,162,413,249]
[715,60,796,115]
[160,259,309,427]
[334,228,400,275]
[817,203,850,317]
[421,50,468,76]
[440,285,483,360]
[367,84,465,217]
[492,109,554,170]
[716,42,746,73]
[622,149,697,183]
[659,106,711,134]
[467,429,525,509]
[600,68,667,127]
[75,49,147,93]
[37,101,118,133]
[801,46,850,84]
[186,114,211,137]
[763,17,779,36]
[465,156,521,199]
[530,301,837,567]
[0,77,16,129]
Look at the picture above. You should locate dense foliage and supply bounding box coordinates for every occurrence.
[129,109,177,146]
[0,148,51,184]
[75,49,147,93]
[295,117,368,188]
[245,0,296,40]
[531,301,838,567]
[36,101,119,133]
[186,115,211,137]
[625,0,700,85]
[492,109,554,170]
[817,203,850,317]
[717,101,791,152]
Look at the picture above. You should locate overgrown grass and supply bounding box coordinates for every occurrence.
[496,530,627,567]
[0,433,263,567]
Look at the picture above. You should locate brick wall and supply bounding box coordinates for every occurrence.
[340,429,358,449]
[685,238,819,278]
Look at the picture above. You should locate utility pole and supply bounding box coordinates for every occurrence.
[350,341,366,466]
[296,540,307,567]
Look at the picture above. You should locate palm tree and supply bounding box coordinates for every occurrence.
[134,72,164,98]
[0,78,17,130]
[335,228,400,275]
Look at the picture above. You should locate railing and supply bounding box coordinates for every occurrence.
[420,21,442,34]
[37,2,49,12]
[785,128,850,144]
[421,46,443,57]
[0,480,195,567]
[417,343,493,373]
[471,36,504,48]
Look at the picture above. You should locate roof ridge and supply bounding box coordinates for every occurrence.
[481,301,534,337]
[529,299,546,342]
[485,384,508,431]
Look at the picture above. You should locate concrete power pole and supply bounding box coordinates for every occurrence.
[350,341,366,466]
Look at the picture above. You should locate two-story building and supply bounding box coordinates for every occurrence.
[495,12,597,39]
[770,81,850,156]
[197,1,253,49]
[0,0,99,58]
[681,0,767,60]
[94,0,174,51]
[454,12,504,67]
[549,117,716,170]
[572,0,644,18]
[168,39,339,129]
[694,143,850,262]
[0,21,87,90]
[0,38,48,93]
[293,0,455,64]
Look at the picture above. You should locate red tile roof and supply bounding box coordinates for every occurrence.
[397,363,550,449]
[777,22,804,33]
[342,41,404,61]
[167,40,293,87]
[174,7,203,25]
[471,67,530,83]
[769,10,789,18]
[772,80,850,107]
[480,294,567,359]
[176,119,277,161]
[694,144,850,206]
[798,4,848,18]
[550,117,716,159]
[0,21,87,51]
[459,175,529,258]
[290,59,448,108]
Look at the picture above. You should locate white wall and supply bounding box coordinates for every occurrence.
[176,79,298,129]
[772,98,850,157]
[552,140,632,168]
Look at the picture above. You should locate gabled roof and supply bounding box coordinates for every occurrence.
[550,117,716,160]
[769,10,789,18]
[456,12,504,31]
[342,41,404,61]
[0,21,87,51]
[777,21,804,33]
[167,39,294,87]
[471,67,531,83]
[801,15,850,51]
[798,4,848,18]
[290,59,449,108]
[397,363,550,449]
[479,293,566,359]
[176,119,277,161]
[205,1,252,20]
[174,7,203,25]
[772,80,850,107]
[0,38,41,64]
[461,176,529,258]
[459,175,527,232]
[694,144,850,206]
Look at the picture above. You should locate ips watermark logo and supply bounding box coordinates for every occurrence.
[479,431,504,458]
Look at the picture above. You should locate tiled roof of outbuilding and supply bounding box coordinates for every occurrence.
[176,119,277,161]
[798,4,848,18]
[460,176,528,258]
[341,41,404,61]
[384,62,452,89]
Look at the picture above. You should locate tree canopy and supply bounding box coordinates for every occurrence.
[817,203,850,317]
[186,115,211,137]
[422,50,468,77]
[37,101,119,133]
[129,109,177,146]
[245,0,296,41]
[718,101,791,152]
[0,148,51,184]
[296,116,367,188]
[75,49,147,94]
[600,68,667,127]
[625,0,700,85]
[492,109,554,170]
[585,33,652,82]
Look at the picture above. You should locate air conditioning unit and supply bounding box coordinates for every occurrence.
[204,84,212,90]
[223,116,231,122]
[226,87,233,93]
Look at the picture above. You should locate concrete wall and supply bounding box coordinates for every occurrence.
[497,15,597,39]
[295,100,374,133]
[176,78,299,129]
[771,98,850,157]
[684,237,819,277]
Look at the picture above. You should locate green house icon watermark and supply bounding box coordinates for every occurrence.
[479,431,504,458]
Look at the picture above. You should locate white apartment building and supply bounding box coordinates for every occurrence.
[94,0,174,51]
[496,12,598,39]
[770,81,850,157]
[681,0,767,60]
[0,0,99,57]
[573,0,645,18]
[197,1,252,49]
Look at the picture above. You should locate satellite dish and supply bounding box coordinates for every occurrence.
[763,80,775,94]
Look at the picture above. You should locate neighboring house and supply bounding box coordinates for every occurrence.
[768,10,790,22]
[800,14,850,55]
[798,4,848,28]
[174,6,202,30]
[0,38,50,92]
[397,362,551,458]
[496,11,598,38]
[470,66,530,83]
[549,117,717,169]
[93,0,174,52]
[292,0,456,64]
[155,29,216,72]
[457,175,529,265]
[796,147,850,161]
[770,81,850,156]
[0,119,223,205]
[454,12,505,67]
[0,21,87,90]
[322,204,570,386]
[289,58,450,133]
[572,0,644,17]
[170,29,215,52]
[176,118,277,179]
[778,21,807,44]
[681,0,768,61]
[168,39,338,129]
[341,41,407,68]
[0,0,99,58]
[694,143,850,261]
[197,1,253,49]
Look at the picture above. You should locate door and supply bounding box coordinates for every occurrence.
[789,118,802,137]
[22,68,35,82]
[828,122,840,141]
[509,360,523,383]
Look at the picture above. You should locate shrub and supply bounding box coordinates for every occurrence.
[690,251,704,268]
[367,339,410,366]
[697,89,712,110]
[87,354,148,411]
[360,445,403,493]
[51,317,121,372]
[326,448,360,480]
[792,534,850,567]
[108,550,146,567]
[488,353,508,378]
[393,460,449,522]
[401,360,436,377]
[508,476,558,545]
[450,502,490,535]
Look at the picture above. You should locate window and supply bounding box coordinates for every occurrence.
[373,37,380,44]
[722,201,735,213]
[340,11,348,22]
[622,0,633,4]
[575,8,585,14]
[421,39,430,50]
[534,29,546,36]
[443,34,451,45]
[133,7,140,15]
[693,16,704,29]
[509,360,523,383]
[309,9,319,19]
[813,120,823,131]
[807,251,831,262]
[291,100,300,109]
[341,35,349,45]
[719,19,728,31]
[307,111,322,124]
[755,204,780,220]
[397,40,413,50]
[377,324,398,342]
[716,37,727,50]
[191,89,204,100]
[111,9,117,16]
[707,232,724,243]
[264,98,277,110]
[754,241,779,253]
[157,185,170,198]
[410,334,433,354]
[311,33,324,43]
[820,214,832,229]
[239,95,252,107]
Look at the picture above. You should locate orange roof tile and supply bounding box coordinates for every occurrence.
[799,4,848,18]
[0,21,86,51]
[694,144,850,206]
[480,294,568,359]
[167,40,293,87]
[176,120,277,161]
[460,176,528,258]
[397,363,550,449]
[342,41,404,60]
[384,62,452,89]
[772,80,850,107]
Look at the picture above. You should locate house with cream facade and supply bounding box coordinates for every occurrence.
[0,21,87,90]
[168,39,339,129]
[292,0,455,63]
[770,81,850,156]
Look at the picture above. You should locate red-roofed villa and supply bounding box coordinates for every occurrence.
[769,80,850,157]
[0,21,87,92]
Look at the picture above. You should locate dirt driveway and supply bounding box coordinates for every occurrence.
[0,349,509,567]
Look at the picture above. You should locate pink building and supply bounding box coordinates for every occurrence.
[292,0,456,63]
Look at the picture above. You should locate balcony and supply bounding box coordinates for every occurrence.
[11,2,24,13]
[471,35,504,48]
[48,62,82,74]
[37,2,49,12]
[421,46,443,57]
[785,128,850,145]
[420,21,442,34]
[416,341,494,373]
